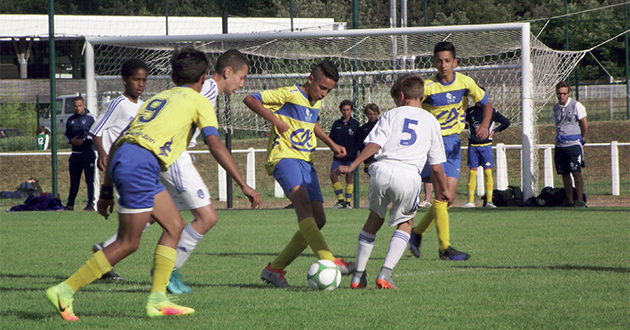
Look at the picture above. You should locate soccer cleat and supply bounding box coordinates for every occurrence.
[375,273,398,289]
[439,246,471,261]
[64,205,74,211]
[485,201,497,208]
[345,202,353,209]
[419,200,432,208]
[350,271,367,289]
[331,201,346,209]
[146,291,194,317]
[573,200,587,207]
[260,263,291,288]
[558,200,573,207]
[408,231,422,258]
[46,283,79,321]
[100,269,125,281]
[167,268,193,295]
[462,202,475,208]
[333,258,355,275]
[83,205,95,211]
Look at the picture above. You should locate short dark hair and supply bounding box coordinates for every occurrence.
[434,41,456,59]
[170,47,209,86]
[556,81,570,90]
[390,74,424,100]
[121,58,149,78]
[215,49,250,74]
[312,60,339,83]
[339,100,354,110]
[73,95,84,103]
[364,103,380,115]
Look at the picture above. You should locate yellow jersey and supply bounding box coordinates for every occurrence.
[117,86,219,171]
[423,72,488,136]
[251,84,321,175]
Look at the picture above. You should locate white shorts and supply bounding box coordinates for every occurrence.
[368,160,422,227]
[159,151,211,211]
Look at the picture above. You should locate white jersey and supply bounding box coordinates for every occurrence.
[89,95,144,152]
[190,78,219,148]
[365,105,446,172]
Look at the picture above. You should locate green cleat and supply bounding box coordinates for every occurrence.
[46,283,79,321]
[146,291,195,317]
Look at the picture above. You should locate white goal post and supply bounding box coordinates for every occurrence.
[84,22,585,200]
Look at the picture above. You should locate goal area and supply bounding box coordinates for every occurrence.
[85,23,584,199]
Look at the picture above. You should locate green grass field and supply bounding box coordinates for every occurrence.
[1,207,629,329]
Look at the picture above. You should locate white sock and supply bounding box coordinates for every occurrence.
[356,230,376,272]
[102,232,118,248]
[383,230,410,270]
[174,223,203,269]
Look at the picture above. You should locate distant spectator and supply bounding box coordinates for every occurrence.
[37,125,49,150]
[329,100,361,209]
[552,81,588,207]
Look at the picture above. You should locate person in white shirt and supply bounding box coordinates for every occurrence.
[336,74,450,289]
[90,50,251,293]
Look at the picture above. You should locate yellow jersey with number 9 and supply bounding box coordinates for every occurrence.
[251,84,321,175]
[117,86,219,171]
[423,72,488,136]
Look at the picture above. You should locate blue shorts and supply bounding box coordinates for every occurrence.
[273,158,323,202]
[420,160,432,183]
[331,158,353,171]
[467,145,494,169]
[423,134,461,180]
[110,143,165,212]
[554,145,584,174]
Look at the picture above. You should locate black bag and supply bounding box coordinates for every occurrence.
[490,186,523,207]
[536,186,587,207]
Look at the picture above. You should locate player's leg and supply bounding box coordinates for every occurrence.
[483,167,495,207]
[572,171,585,206]
[145,190,194,317]
[65,154,82,209]
[419,161,433,208]
[330,159,345,208]
[561,174,574,204]
[311,198,355,274]
[160,153,213,294]
[344,169,354,208]
[82,151,96,210]
[352,211,383,289]
[376,221,412,290]
[465,146,479,207]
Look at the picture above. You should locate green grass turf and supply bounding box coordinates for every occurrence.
[1,207,629,329]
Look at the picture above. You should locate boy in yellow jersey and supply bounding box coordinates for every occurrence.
[244,60,355,288]
[409,41,494,261]
[45,47,261,321]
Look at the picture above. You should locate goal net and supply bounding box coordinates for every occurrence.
[85,23,585,198]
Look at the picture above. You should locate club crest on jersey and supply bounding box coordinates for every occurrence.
[305,109,313,122]
[446,92,456,104]
[197,189,204,199]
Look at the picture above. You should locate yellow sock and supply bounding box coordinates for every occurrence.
[298,217,334,261]
[65,250,112,292]
[332,181,343,202]
[484,168,494,203]
[270,230,308,270]
[345,184,354,204]
[413,205,435,235]
[150,245,177,294]
[467,169,477,204]
[433,200,450,252]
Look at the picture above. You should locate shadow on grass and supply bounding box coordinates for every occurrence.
[197,251,360,260]
[454,264,630,273]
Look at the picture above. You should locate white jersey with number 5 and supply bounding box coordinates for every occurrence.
[365,106,445,172]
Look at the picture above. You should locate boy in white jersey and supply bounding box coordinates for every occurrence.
[89,50,251,293]
[45,47,261,321]
[337,74,450,289]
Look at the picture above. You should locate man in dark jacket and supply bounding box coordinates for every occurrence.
[64,96,96,211]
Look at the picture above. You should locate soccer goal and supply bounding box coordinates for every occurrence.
[84,23,584,199]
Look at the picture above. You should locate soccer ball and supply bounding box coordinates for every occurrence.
[306,259,342,291]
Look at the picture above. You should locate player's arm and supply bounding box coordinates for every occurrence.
[314,122,346,159]
[493,111,511,133]
[92,136,107,171]
[579,117,588,142]
[97,142,118,219]
[243,95,290,133]
[206,134,262,209]
[337,142,380,176]
[476,101,494,140]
